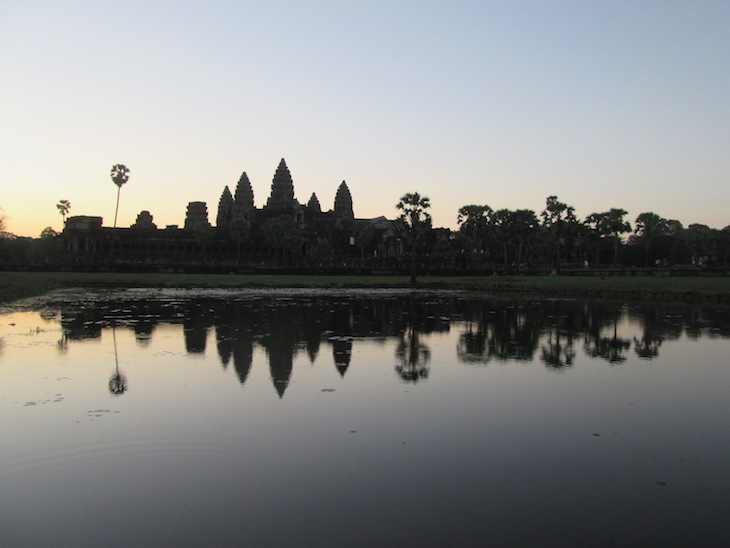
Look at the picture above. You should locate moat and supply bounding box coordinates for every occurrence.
[2,289,730,546]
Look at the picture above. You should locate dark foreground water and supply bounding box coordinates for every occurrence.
[1,288,730,547]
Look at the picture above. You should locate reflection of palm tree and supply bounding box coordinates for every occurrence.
[108,325,128,395]
[541,329,575,369]
[632,305,665,359]
[584,316,630,363]
[457,326,489,364]
[633,334,661,359]
[56,330,69,354]
[395,326,431,383]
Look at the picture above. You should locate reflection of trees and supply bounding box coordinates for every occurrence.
[57,331,69,354]
[631,305,666,359]
[395,326,431,383]
[393,297,437,383]
[583,308,630,363]
[457,301,541,364]
[541,329,575,369]
[108,326,128,396]
[47,293,730,395]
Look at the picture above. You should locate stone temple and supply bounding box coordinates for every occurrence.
[62,158,403,265]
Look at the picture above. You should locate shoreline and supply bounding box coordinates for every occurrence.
[1,271,730,305]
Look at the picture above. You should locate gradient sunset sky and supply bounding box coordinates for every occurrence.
[2,0,728,238]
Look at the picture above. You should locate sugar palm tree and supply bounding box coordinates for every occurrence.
[110,164,130,230]
[396,192,431,284]
[56,199,71,227]
[110,164,129,257]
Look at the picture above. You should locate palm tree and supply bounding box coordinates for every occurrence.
[396,192,431,284]
[110,164,129,229]
[541,195,576,272]
[457,204,492,256]
[110,164,129,256]
[605,208,631,266]
[634,212,666,266]
[56,199,71,227]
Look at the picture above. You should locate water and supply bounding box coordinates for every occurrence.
[1,288,730,547]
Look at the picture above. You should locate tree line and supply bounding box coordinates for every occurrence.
[449,195,729,269]
[1,186,728,269]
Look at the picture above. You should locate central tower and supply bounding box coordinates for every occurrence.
[265,159,296,210]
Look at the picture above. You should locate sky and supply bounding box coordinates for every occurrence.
[1,0,729,238]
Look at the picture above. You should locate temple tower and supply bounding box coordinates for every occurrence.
[184,201,209,230]
[132,210,157,229]
[333,181,354,219]
[233,172,255,214]
[307,193,322,213]
[216,186,234,228]
[265,159,296,210]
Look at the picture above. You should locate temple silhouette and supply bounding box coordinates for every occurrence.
[62,159,403,268]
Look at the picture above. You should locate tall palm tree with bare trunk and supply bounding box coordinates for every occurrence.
[110,164,129,256]
[396,192,431,284]
[56,199,71,228]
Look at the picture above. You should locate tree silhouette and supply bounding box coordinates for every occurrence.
[634,212,667,266]
[40,226,58,239]
[396,192,431,284]
[56,199,71,228]
[541,195,576,271]
[605,209,631,266]
[228,216,250,263]
[110,164,129,257]
[585,208,630,266]
[110,164,129,229]
[261,215,302,266]
[457,204,492,256]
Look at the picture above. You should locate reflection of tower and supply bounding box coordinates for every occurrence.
[306,333,320,363]
[260,306,298,398]
[134,306,156,347]
[183,303,210,354]
[331,337,352,377]
[216,323,232,368]
[266,341,293,398]
[232,330,254,385]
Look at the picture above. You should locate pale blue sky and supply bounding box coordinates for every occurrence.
[2,0,728,237]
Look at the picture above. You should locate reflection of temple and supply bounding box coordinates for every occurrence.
[55,295,730,397]
[62,159,403,265]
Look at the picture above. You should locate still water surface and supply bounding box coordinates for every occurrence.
[1,288,730,547]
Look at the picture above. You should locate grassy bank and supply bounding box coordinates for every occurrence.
[1,271,730,304]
